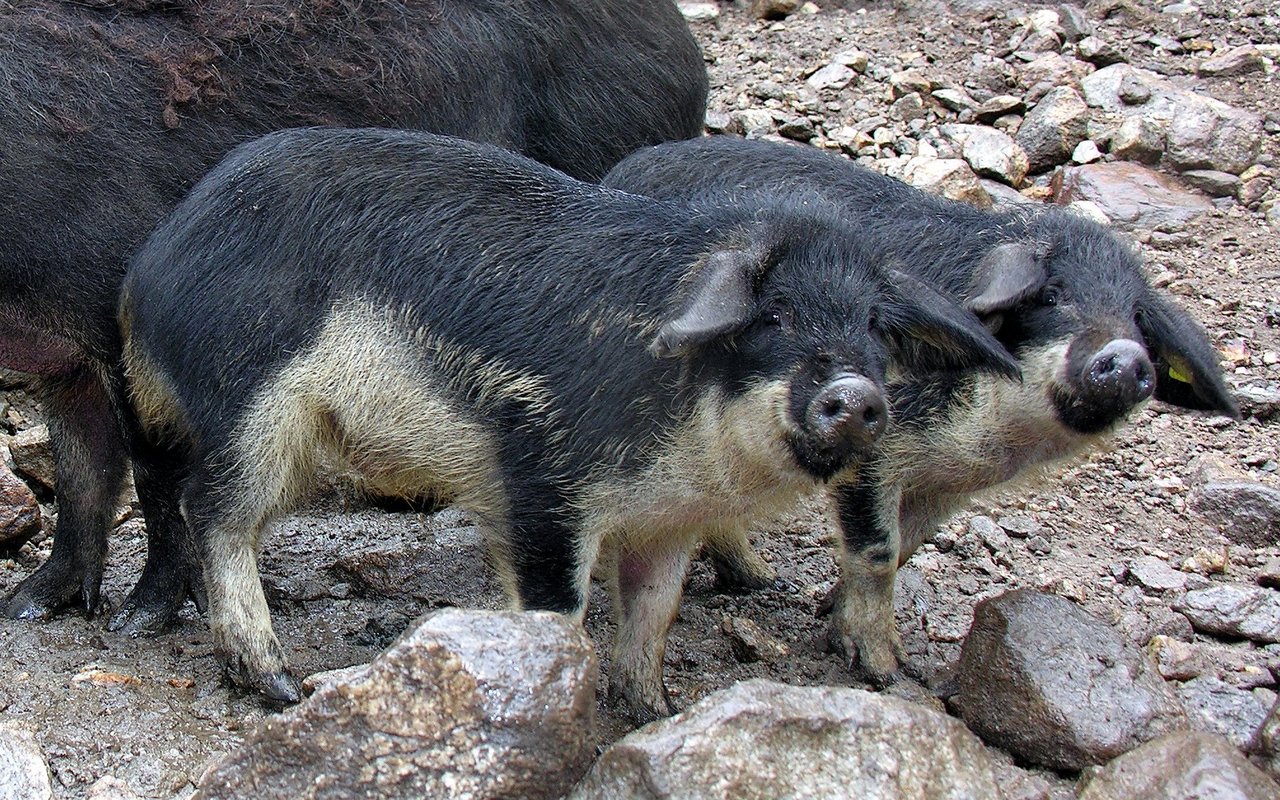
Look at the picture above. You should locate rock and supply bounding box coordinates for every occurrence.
[1017,53,1091,95]
[569,681,1003,800]
[0,724,54,800]
[327,508,495,606]
[969,515,1010,553]
[1109,116,1165,164]
[902,157,992,208]
[1016,86,1090,173]
[1177,676,1275,749]
[1237,165,1274,209]
[194,610,597,800]
[721,615,788,663]
[8,425,54,493]
[1077,35,1124,66]
[889,92,927,123]
[1189,478,1280,548]
[1197,45,1268,78]
[1079,732,1280,800]
[932,88,976,112]
[1259,559,1280,590]
[1180,169,1241,198]
[1253,699,1279,780]
[951,589,1188,771]
[1181,546,1229,576]
[981,179,1037,208]
[1026,535,1053,556]
[1052,162,1215,232]
[1081,64,1264,175]
[1235,385,1280,420]
[1072,139,1102,164]
[973,94,1025,123]
[1057,3,1092,41]
[730,109,776,138]
[86,776,142,800]
[1128,556,1187,594]
[750,0,798,20]
[833,49,869,73]
[1148,635,1276,687]
[888,69,931,99]
[806,63,855,92]
[1175,585,1280,644]
[943,124,1029,186]
[996,514,1041,539]
[676,1,719,22]
[0,459,40,549]
[777,116,815,142]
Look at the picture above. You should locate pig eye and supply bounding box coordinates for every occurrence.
[1039,285,1063,307]
[758,302,794,332]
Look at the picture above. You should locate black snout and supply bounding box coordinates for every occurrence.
[806,374,888,450]
[1083,339,1155,409]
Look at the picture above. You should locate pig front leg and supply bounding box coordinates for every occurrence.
[826,475,905,686]
[608,534,697,725]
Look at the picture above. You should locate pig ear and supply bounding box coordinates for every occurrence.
[880,271,1021,380]
[1137,291,1239,417]
[650,249,758,358]
[965,242,1048,315]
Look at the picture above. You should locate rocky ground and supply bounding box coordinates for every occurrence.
[2,0,1279,798]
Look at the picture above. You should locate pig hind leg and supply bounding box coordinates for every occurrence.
[3,368,128,620]
[700,527,777,593]
[183,418,323,704]
[107,435,205,635]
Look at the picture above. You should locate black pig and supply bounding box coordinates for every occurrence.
[0,0,707,631]
[119,128,1018,720]
[603,136,1238,683]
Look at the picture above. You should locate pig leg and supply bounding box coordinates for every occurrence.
[3,368,127,619]
[608,533,697,724]
[700,527,777,593]
[182,441,312,704]
[107,437,205,635]
[826,475,905,686]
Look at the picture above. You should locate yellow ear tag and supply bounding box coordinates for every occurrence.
[1167,365,1192,384]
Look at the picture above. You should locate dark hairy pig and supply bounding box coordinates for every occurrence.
[0,0,707,631]
[603,135,1238,683]
[119,128,1019,721]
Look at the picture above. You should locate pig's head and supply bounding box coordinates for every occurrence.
[651,216,1020,481]
[966,211,1238,435]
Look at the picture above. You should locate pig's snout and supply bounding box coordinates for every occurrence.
[1082,339,1155,410]
[806,374,887,450]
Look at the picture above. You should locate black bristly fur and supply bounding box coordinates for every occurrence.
[0,0,707,628]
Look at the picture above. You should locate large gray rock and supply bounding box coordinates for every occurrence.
[195,609,598,800]
[570,680,1003,800]
[944,124,1030,186]
[952,589,1187,771]
[1189,479,1280,548]
[1052,162,1214,232]
[0,458,40,548]
[1015,86,1090,173]
[0,724,54,800]
[1079,732,1280,800]
[1176,676,1275,749]
[1175,585,1280,644]
[1197,45,1268,78]
[1081,64,1264,175]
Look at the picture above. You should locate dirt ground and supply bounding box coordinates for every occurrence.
[2,1,1278,797]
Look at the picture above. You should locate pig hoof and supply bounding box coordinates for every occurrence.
[259,671,303,705]
[106,598,181,636]
[829,626,904,688]
[2,562,94,621]
[609,679,676,726]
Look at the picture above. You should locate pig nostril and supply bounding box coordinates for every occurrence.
[862,406,881,426]
[822,398,846,419]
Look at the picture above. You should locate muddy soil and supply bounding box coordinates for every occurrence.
[2,1,1278,797]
